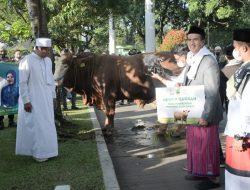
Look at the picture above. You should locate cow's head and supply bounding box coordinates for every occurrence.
[54,52,94,87]
[54,51,73,86]
[143,52,184,77]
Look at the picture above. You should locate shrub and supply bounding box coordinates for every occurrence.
[158,29,186,51]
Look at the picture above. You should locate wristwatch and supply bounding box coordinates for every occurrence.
[234,134,244,141]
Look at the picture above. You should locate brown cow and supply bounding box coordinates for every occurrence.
[174,110,190,123]
[54,52,183,133]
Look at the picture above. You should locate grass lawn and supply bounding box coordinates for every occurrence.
[0,101,105,190]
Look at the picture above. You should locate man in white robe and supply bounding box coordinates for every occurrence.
[16,38,58,162]
[224,28,250,189]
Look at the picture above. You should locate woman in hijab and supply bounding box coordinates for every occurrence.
[0,70,19,129]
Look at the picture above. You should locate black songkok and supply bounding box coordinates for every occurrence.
[187,26,206,39]
[233,28,250,43]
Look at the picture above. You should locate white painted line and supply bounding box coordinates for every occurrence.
[54,185,70,190]
[89,107,120,190]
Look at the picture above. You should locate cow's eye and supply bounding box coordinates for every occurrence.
[157,57,165,62]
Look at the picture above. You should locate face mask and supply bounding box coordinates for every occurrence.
[232,49,243,61]
[177,61,186,68]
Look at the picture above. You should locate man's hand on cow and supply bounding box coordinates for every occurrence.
[198,118,208,126]
[24,102,32,112]
[151,72,161,80]
[151,72,170,83]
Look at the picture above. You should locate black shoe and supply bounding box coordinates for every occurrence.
[220,159,225,168]
[71,106,79,110]
[220,163,225,168]
[195,180,220,190]
[185,174,207,181]
[8,121,17,127]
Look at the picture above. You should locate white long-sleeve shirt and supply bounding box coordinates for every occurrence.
[224,62,250,137]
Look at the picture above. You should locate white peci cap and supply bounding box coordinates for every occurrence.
[0,42,7,50]
[35,38,52,47]
[214,46,222,51]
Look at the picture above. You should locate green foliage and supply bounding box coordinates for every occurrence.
[238,1,250,27]
[47,0,110,51]
[1,0,250,53]
[205,0,219,16]
[187,0,245,28]
[0,0,31,46]
[188,0,200,13]
[118,0,189,48]
[216,6,234,19]
[91,27,109,53]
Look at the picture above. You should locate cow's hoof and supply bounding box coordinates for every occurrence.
[102,128,114,136]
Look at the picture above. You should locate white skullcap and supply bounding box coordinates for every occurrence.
[214,46,222,51]
[35,38,52,47]
[0,42,7,50]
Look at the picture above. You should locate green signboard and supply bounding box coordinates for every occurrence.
[156,86,205,124]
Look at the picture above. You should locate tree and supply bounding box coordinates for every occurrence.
[0,0,31,46]
[187,0,245,28]
[1,0,250,52]
[115,0,189,49]
[26,0,49,37]
[155,0,188,43]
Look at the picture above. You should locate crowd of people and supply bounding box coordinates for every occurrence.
[151,26,250,190]
[0,25,250,189]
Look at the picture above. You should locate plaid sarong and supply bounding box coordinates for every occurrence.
[186,125,220,177]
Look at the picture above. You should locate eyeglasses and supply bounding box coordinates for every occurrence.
[7,75,14,78]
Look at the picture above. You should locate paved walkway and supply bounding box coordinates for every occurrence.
[94,103,226,190]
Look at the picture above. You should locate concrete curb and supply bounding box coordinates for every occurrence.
[89,107,120,190]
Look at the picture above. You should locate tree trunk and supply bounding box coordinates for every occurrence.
[26,0,49,37]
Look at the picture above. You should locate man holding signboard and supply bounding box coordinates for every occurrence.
[183,26,223,189]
